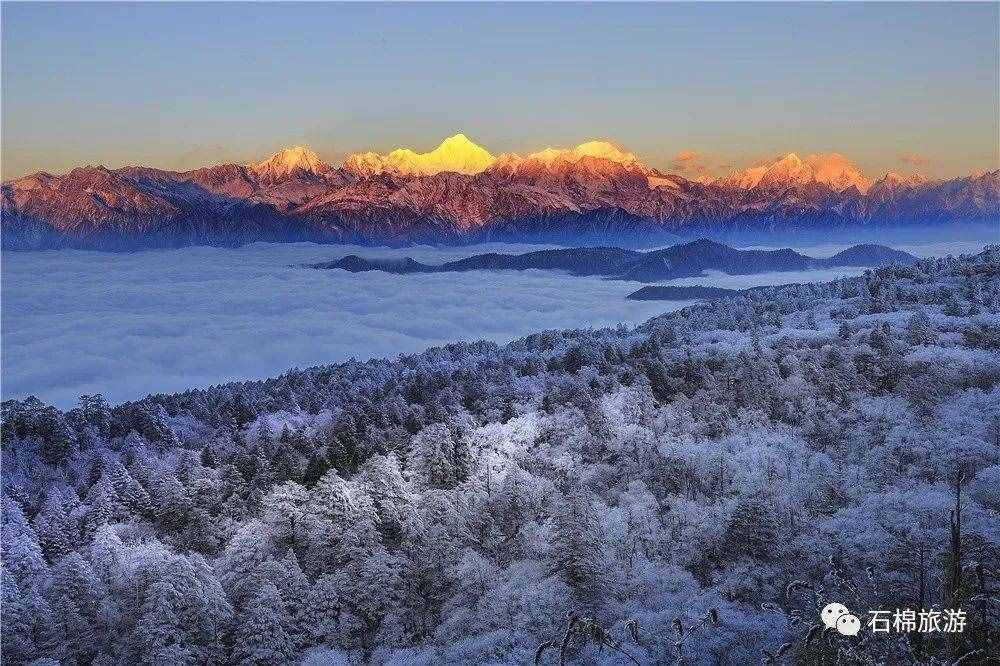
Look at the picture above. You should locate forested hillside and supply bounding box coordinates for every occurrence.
[3,248,999,664]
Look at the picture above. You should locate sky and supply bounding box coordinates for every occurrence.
[2,2,998,181]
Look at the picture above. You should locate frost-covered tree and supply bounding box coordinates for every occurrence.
[34,487,77,563]
[2,495,48,584]
[905,308,937,345]
[410,423,458,489]
[232,582,296,665]
[261,481,308,554]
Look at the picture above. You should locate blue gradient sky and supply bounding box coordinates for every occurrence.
[2,2,997,180]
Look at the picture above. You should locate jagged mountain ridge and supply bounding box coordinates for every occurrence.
[716,152,873,193]
[3,134,998,250]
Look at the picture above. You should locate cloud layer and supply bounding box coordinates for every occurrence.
[6,238,976,409]
[2,243,679,408]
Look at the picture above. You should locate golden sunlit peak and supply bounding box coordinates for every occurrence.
[527,140,640,165]
[344,133,495,177]
[440,132,475,146]
[521,139,653,175]
[252,145,329,177]
[719,152,871,193]
[574,140,637,162]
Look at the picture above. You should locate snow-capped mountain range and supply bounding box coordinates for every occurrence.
[715,152,873,193]
[3,134,997,249]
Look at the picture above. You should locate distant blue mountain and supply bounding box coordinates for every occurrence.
[304,239,919,283]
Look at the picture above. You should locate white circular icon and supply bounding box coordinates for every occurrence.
[821,602,849,629]
[836,613,861,636]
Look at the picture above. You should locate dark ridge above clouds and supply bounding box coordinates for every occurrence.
[823,243,918,267]
[303,239,920,283]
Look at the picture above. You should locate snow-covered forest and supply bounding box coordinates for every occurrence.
[3,247,999,665]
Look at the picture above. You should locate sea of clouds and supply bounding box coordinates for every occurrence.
[2,239,984,408]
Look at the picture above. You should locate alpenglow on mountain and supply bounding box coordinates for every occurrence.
[3,134,997,250]
[343,133,496,177]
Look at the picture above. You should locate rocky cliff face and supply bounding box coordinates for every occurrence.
[3,135,997,249]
